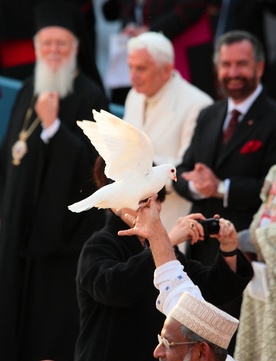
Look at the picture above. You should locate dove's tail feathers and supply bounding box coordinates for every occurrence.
[68,188,113,212]
[68,194,97,213]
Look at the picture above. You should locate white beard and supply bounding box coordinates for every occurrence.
[34,51,77,99]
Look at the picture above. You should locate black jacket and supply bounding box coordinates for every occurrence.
[75,211,253,361]
[0,73,108,361]
[174,91,276,265]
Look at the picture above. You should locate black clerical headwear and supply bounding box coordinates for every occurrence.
[33,0,105,91]
[34,0,82,38]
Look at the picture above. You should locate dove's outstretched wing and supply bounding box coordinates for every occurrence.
[77,109,154,181]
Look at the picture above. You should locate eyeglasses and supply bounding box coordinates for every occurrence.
[157,334,197,349]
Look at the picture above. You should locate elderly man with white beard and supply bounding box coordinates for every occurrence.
[0,1,108,361]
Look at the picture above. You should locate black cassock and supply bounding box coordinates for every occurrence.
[0,73,108,361]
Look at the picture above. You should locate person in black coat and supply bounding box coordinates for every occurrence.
[174,30,276,266]
[0,2,108,360]
[74,156,253,361]
[119,194,242,361]
[173,30,276,354]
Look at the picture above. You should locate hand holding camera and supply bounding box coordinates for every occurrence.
[196,218,220,237]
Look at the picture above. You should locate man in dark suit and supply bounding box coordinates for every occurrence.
[174,30,276,265]
[173,30,276,354]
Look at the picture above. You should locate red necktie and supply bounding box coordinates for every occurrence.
[223,109,240,143]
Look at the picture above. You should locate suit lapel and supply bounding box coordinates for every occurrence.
[200,102,227,167]
[215,92,266,167]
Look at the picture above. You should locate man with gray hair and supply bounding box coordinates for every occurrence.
[124,32,213,245]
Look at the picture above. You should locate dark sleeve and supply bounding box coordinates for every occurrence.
[173,112,203,202]
[173,102,214,202]
[264,0,276,14]
[177,249,254,306]
[148,0,210,40]
[102,0,121,21]
[119,0,210,40]
[26,124,106,257]
[228,175,264,211]
[173,144,197,202]
[77,235,156,307]
[23,76,108,256]
[59,74,109,163]
[0,79,32,198]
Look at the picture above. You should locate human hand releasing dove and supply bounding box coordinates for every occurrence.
[68,109,177,212]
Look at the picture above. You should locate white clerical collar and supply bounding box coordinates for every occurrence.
[227,84,263,116]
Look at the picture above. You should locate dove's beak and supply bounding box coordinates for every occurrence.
[173,174,177,182]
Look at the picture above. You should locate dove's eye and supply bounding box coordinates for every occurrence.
[171,169,175,173]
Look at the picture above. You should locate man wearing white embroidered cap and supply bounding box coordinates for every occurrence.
[155,292,238,361]
[119,195,246,360]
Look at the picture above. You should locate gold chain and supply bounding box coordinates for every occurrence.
[12,96,41,166]
[18,116,40,141]
[11,70,80,166]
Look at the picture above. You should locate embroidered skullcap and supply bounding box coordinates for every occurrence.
[34,1,82,38]
[127,32,174,63]
[169,292,239,349]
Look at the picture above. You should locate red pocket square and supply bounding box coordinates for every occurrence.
[240,140,263,154]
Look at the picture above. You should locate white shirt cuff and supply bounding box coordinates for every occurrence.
[189,180,206,199]
[223,178,230,207]
[40,118,61,143]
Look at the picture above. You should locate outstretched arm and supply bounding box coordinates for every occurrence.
[118,195,203,314]
[118,195,176,267]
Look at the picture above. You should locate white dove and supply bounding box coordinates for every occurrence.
[68,109,177,212]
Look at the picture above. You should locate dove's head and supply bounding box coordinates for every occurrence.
[157,164,177,183]
[169,166,177,182]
